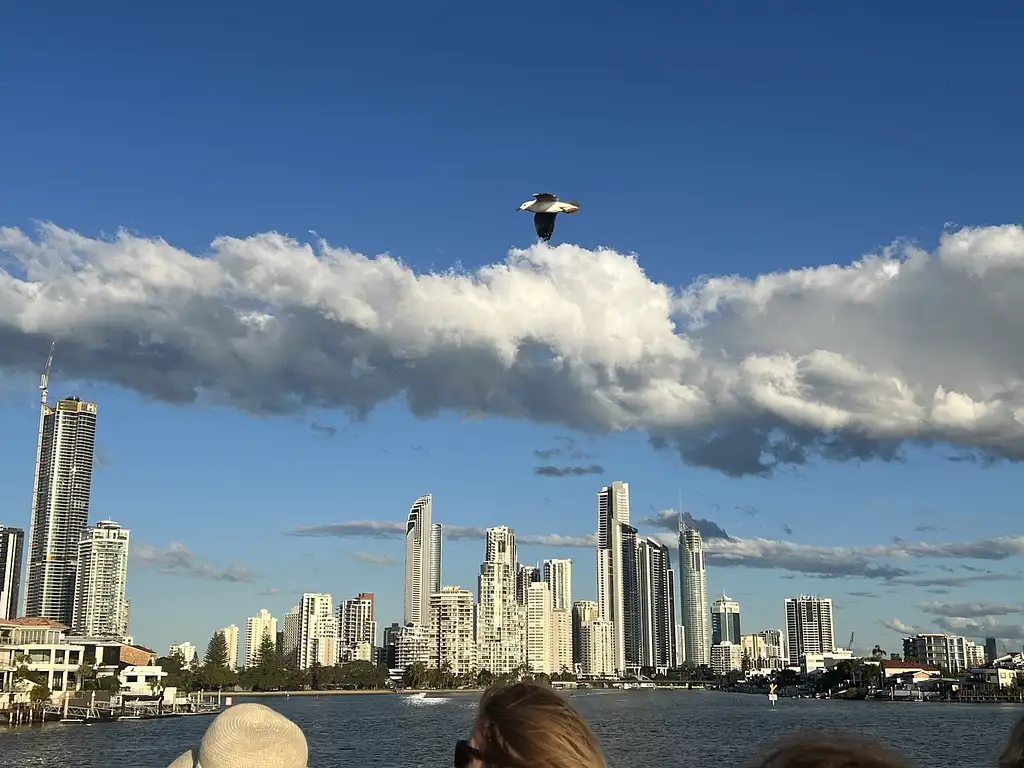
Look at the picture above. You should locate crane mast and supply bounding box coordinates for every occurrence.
[40,339,56,407]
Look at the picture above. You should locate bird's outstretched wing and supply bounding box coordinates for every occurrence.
[532,192,558,202]
[534,212,557,241]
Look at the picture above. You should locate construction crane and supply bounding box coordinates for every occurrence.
[39,339,56,407]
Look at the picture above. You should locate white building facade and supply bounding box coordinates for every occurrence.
[0,526,24,621]
[169,641,197,667]
[542,559,572,612]
[245,609,278,667]
[710,641,743,674]
[218,624,239,670]
[580,619,615,677]
[784,596,835,665]
[72,520,130,639]
[572,600,600,668]
[405,495,438,627]
[430,586,476,676]
[339,593,377,662]
[477,526,522,675]
[297,594,338,670]
[525,581,554,675]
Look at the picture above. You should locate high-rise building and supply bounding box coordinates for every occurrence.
[72,520,130,638]
[620,524,642,670]
[430,586,476,676]
[24,396,99,624]
[784,596,835,665]
[542,560,574,674]
[580,619,615,677]
[667,566,678,663]
[487,526,517,566]
[515,565,540,605]
[551,609,572,675]
[740,630,784,670]
[759,628,784,661]
[395,623,432,669]
[246,609,278,667]
[985,636,998,664]
[903,633,984,674]
[711,595,741,646]
[710,641,743,674]
[0,526,24,620]
[298,593,339,669]
[169,641,197,667]
[382,622,402,668]
[572,600,600,667]
[282,606,300,667]
[638,537,677,670]
[477,527,521,675]
[339,593,377,661]
[542,559,572,612]
[430,524,443,595]
[218,624,240,670]
[525,581,554,675]
[678,524,710,666]
[404,494,438,627]
[596,481,630,673]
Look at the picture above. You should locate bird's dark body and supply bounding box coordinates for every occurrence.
[534,212,557,241]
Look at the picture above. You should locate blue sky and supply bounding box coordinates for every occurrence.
[1,2,1023,659]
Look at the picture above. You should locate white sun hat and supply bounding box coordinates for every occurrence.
[167,703,308,768]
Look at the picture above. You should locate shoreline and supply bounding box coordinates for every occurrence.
[235,688,484,697]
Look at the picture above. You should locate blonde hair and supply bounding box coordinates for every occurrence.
[472,681,606,768]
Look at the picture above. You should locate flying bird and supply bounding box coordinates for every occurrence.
[517,193,581,241]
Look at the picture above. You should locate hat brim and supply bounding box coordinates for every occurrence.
[167,747,198,768]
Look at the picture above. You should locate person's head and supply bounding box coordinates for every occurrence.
[455,681,606,768]
[1000,714,1024,768]
[747,733,910,768]
[167,703,308,768]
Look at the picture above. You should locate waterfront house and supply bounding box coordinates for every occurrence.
[0,618,85,694]
[968,667,1019,688]
[0,619,166,699]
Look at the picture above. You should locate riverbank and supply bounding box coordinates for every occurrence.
[236,688,484,697]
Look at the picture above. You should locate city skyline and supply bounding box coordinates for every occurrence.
[4,392,1024,659]
[2,395,1022,658]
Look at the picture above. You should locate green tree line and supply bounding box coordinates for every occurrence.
[157,631,392,692]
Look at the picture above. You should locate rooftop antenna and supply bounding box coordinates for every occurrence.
[677,488,686,533]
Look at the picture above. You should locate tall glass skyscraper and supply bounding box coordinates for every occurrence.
[596,481,630,673]
[678,522,710,666]
[24,396,99,624]
[711,595,741,645]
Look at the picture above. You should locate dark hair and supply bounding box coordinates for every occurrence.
[1000,715,1024,768]
[747,733,911,768]
[472,681,606,768]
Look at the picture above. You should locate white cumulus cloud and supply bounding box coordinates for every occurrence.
[6,222,1024,475]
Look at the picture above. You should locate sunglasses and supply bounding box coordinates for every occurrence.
[454,739,487,767]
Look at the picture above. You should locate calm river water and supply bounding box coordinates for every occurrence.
[1,690,1021,767]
